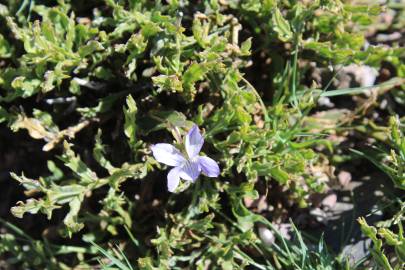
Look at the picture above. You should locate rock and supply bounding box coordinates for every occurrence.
[310,207,328,223]
[338,171,352,187]
[258,225,275,246]
[322,193,337,210]
[258,223,292,247]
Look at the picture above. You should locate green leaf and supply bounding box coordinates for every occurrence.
[64,196,84,236]
[152,74,183,93]
[272,8,293,42]
[192,18,208,48]
[269,166,289,184]
[124,94,139,150]
[138,110,189,135]
[182,62,208,96]
[78,40,104,57]
[60,142,99,184]
[0,34,12,58]
[240,38,252,56]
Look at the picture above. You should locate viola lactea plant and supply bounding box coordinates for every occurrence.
[151,125,220,192]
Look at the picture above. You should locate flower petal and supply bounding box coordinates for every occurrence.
[179,160,201,182]
[167,167,181,192]
[185,125,204,159]
[198,156,220,177]
[151,143,186,166]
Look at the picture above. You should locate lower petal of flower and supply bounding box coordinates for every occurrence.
[167,167,181,192]
[179,160,201,182]
[198,156,220,177]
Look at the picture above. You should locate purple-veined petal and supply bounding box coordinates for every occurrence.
[185,125,204,159]
[151,143,186,166]
[179,160,201,182]
[198,156,220,177]
[167,167,181,192]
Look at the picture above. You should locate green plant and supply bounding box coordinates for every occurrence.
[0,0,404,269]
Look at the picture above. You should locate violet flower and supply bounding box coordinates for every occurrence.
[151,125,220,192]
